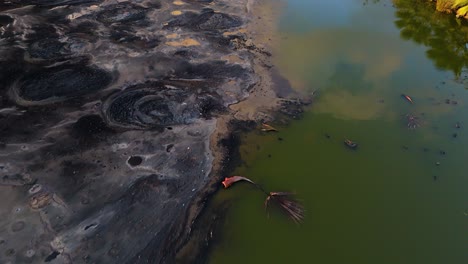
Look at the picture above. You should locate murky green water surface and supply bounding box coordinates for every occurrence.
[206,1,468,263]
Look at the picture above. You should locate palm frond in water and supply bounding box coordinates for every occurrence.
[264,192,305,224]
[222,176,305,224]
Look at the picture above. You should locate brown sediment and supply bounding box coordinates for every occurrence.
[165,38,201,46]
[228,0,284,121]
[173,0,185,6]
[193,0,289,207]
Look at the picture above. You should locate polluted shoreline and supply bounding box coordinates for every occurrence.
[0,0,307,263]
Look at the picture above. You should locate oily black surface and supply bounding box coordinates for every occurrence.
[0,0,255,263]
[12,65,112,104]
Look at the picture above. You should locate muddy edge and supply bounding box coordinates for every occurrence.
[0,0,310,263]
[174,0,310,262]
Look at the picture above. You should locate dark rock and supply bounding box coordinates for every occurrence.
[72,115,111,137]
[279,99,306,119]
[0,15,13,26]
[128,156,143,167]
[45,251,60,262]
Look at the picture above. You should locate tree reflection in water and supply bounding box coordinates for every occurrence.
[393,0,468,76]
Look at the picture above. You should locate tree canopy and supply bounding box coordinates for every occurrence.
[394,0,468,76]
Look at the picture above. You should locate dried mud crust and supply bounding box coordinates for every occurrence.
[0,0,307,263]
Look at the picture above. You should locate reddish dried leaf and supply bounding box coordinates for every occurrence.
[221,176,254,188]
[401,94,413,104]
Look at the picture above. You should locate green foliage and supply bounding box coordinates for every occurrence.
[456,5,468,17]
[451,0,468,17]
[394,0,468,76]
[453,0,468,8]
[436,0,455,12]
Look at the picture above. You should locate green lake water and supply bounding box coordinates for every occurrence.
[204,0,468,263]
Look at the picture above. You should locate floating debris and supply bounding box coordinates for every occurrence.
[406,114,420,129]
[221,176,254,188]
[261,123,278,132]
[344,139,358,149]
[401,94,413,104]
[222,176,304,224]
[455,122,461,129]
[265,192,304,224]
